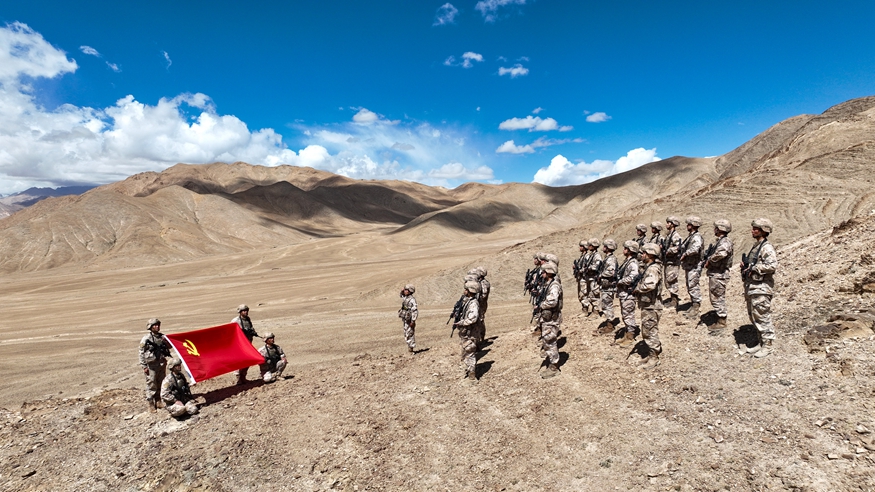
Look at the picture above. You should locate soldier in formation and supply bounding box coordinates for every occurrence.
[258,332,288,382]
[476,267,491,345]
[740,218,778,358]
[583,239,602,317]
[233,304,260,385]
[663,216,683,309]
[635,224,648,252]
[648,222,664,249]
[679,216,704,319]
[615,241,640,347]
[535,261,563,378]
[139,318,171,412]
[398,284,418,353]
[632,243,664,370]
[704,219,734,334]
[161,357,199,419]
[453,280,482,381]
[597,239,618,334]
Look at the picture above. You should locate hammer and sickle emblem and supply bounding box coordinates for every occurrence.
[182,339,200,356]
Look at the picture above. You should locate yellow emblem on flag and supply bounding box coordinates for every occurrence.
[183,339,200,356]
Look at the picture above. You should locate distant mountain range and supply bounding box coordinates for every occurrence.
[0,186,96,218]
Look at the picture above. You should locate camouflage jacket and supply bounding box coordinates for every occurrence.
[398,295,418,322]
[744,239,778,296]
[635,261,664,310]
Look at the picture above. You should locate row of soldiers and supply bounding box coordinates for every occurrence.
[137,305,288,417]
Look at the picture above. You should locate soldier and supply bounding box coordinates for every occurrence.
[663,216,683,309]
[705,219,734,333]
[615,240,641,347]
[453,281,482,381]
[232,304,260,385]
[648,222,665,248]
[634,224,648,252]
[596,239,619,335]
[139,318,171,412]
[679,216,704,319]
[476,266,491,345]
[573,240,588,315]
[536,262,563,378]
[258,332,288,382]
[397,284,418,353]
[740,218,778,358]
[583,238,603,317]
[633,243,664,370]
[161,358,199,419]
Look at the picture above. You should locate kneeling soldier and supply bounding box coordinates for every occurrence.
[161,358,199,419]
[259,332,287,383]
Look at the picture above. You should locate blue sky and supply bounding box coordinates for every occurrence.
[1,1,874,194]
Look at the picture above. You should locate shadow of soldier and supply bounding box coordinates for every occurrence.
[733,324,760,349]
[476,360,495,378]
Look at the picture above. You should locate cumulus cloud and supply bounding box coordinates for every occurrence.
[532,148,661,186]
[445,52,484,68]
[586,112,611,123]
[498,64,528,77]
[496,140,534,154]
[475,0,526,23]
[428,162,494,181]
[499,116,571,132]
[0,22,78,83]
[352,108,380,124]
[433,3,459,26]
[80,45,100,56]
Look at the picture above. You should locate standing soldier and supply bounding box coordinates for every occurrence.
[573,240,589,315]
[583,239,603,317]
[524,253,542,303]
[398,284,418,353]
[161,358,199,419]
[705,219,734,334]
[454,281,482,381]
[741,218,778,358]
[679,216,704,319]
[634,224,648,252]
[258,332,288,382]
[633,243,664,370]
[597,239,619,335]
[476,266,491,345]
[663,216,683,309]
[536,262,563,378]
[139,318,170,412]
[232,304,260,385]
[615,241,641,347]
[648,222,665,249]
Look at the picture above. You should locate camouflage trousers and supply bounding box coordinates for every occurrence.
[640,309,662,354]
[664,264,680,296]
[746,294,775,341]
[260,359,287,382]
[601,290,616,321]
[539,321,560,364]
[475,318,486,343]
[708,275,728,318]
[402,320,416,349]
[585,278,602,312]
[459,334,478,374]
[617,291,638,332]
[144,360,166,402]
[683,267,702,303]
[166,400,199,418]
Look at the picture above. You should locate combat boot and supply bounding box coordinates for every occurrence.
[408,346,415,354]
[637,353,661,370]
[541,363,559,379]
[754,340,773,358]
[665,295,677,309]
[616,331,636,348]
[708,317,727,335]
[466,370,478,381]
[597,321,615,335]
[146,398,157,413]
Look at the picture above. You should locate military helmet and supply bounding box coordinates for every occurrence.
[623,240,640,253]
[404,284,415,294]
[666,216,680,226]
[476,266,487,277]
[544,253,559,265]
[579,239,587,247]
[642,243,662,257]
[588,238,600,248]
[464,281,481,294]
[536,251,547,261]
[237,304,249,312]
[167,357,182,369]
[636,223,647,233]
[650,221,663,231]
[463,274,478,282]
[714,219,732,233]
[541,262,558,274]
[263,332,275,340]
[603,239,617,251]
[147,318,161,330]
[751,217,773,233]
[686,216,702,227]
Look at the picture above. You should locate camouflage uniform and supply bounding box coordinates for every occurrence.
[574,241,589,311]
[161,367,199,418]
[258,335,287,383]
[616,245,640,336]
[232,305,259,384]
[680,220,704,305]
[599,243,618,322]
[743,237,778,341]
[398,286,419,351]
[138,321,169,405]
[584,240,603,315]
[663,221,683,301]
[478,268,491,343]
[538,274,563,366]
[705,233,734,319]
[455,283,481,379]
[636,258,664,356]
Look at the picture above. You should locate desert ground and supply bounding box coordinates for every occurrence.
[1,97,875,491]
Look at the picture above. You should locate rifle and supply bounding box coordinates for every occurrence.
[697,243,717,272]
[628,272,644,292]
[523,268,533,295]
[572,257,583,280]
[447,295,466,337]
[741,239,767,281]
[145,338,171,358]
[531,284,548,323]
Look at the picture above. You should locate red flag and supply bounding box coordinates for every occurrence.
[163,323,264,384]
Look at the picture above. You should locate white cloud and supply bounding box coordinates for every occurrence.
[0,22,77,83]
[498,64,528,77]
[106,62,121,73]
[443,55,456,66]
[80,45,100,56]
[428,162,494,181]
[475,0,526,23]
[532,107,543,114]
[433,3,459,26]
[586,112,611,123]
[499,116,571,132]
[352,108,381,124]
[496,140,534,154]
[532,148,661,186]
[162,50,172,69]
[445,52,484,69]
